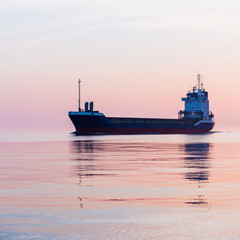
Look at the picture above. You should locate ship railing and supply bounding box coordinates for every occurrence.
[108,117,197,126]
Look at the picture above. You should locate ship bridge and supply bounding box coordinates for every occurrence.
[178,74,213,121]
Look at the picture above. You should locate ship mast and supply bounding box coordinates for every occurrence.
[78,79,81,112]
[197,74,203,91]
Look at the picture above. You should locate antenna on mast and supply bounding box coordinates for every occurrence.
[197,74,203,91]
[78,79,81,112]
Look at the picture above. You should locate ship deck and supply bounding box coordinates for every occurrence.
[107,117,199,127]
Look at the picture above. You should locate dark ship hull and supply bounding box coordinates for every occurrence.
[68,112,215,135]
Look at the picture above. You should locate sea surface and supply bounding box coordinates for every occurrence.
[1,131,240,239]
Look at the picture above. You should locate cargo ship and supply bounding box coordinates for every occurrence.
[68,74,215,134]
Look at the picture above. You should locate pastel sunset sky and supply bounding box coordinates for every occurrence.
[1,0,240,131]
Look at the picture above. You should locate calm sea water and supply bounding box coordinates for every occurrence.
[1,131,240,239]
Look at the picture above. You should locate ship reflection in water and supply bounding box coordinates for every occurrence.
[71,139,213,209]
[183,143,212,206]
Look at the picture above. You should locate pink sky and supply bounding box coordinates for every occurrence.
[1,0,240,131]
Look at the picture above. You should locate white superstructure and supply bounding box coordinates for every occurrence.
[178,74,214,121]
